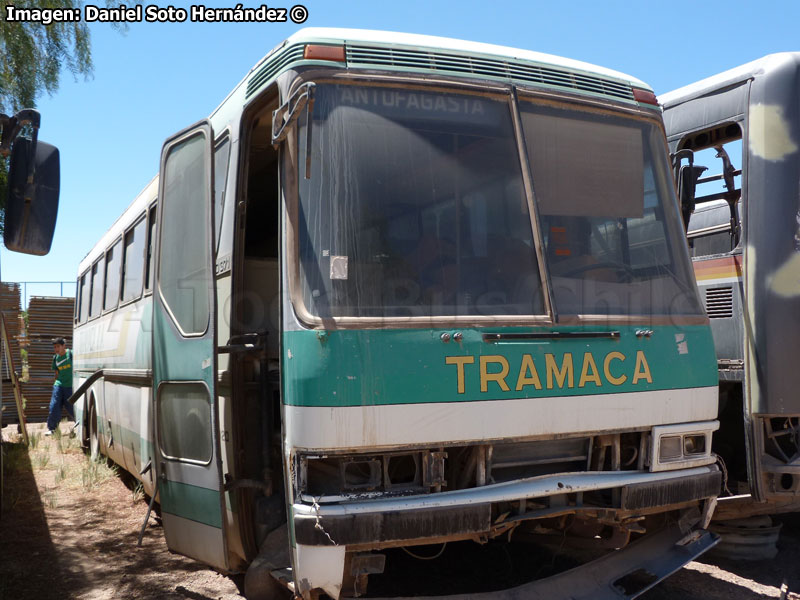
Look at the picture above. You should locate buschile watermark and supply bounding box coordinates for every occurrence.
[3,3,309,25]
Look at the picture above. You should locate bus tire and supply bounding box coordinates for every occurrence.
[89,400,100,461]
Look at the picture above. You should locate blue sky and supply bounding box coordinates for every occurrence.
[1,0,797,303]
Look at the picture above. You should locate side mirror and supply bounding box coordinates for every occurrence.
[672,149,706,233]
[677,164,708,232]
[4,138,60,255]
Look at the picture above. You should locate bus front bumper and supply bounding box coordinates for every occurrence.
[290,466,721,599]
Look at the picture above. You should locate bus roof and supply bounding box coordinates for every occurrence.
[661,52,800,109]
[280,27,648,88]
[211,27,652,119]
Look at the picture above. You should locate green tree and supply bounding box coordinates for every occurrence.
[0,1,92,113]
[0,1,135,228]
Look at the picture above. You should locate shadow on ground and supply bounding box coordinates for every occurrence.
[1,424,241,600]
[0,438,66,600]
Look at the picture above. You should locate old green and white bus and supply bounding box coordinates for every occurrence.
[72,28,721,599]
[664,53,800,522]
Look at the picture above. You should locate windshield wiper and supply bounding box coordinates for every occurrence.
[272,82,316,178]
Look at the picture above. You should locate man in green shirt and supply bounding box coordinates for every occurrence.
[46,337,74,435]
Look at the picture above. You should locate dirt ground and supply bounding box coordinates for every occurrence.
[2,421,800,600]
[1,422,243,600]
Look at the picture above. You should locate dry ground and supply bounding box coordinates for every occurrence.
[1,422,243,600]
[3,421,800,600]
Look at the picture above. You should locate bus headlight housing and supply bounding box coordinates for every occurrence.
[650,421,718,472]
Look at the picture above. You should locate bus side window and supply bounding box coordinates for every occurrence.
[104,240,122,311]
[121,216,147,302]
[145,203,157,291]
[89,258,104,319]
[214,136,231,253]
[689,228,733,257]
[78,271,90,323]
[74,276,81,323]
[681,124,743,253]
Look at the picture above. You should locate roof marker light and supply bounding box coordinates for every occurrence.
[633,88,659,106]
[304,45,346,62]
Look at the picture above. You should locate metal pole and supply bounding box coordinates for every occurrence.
[137,460,157,547]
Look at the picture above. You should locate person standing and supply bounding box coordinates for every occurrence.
[46,337,73,435]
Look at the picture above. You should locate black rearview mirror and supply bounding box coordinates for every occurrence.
[4,137,60,255]
[672,149,706,233]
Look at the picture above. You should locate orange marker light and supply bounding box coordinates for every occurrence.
[304,45,346,62]
[632,88,658,106]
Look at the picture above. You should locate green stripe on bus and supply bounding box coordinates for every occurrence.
[160,479,223,529]
[282,324,717,407]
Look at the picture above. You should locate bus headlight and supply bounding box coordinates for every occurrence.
[684,434,706,456]
[659,435,683,461]
[651,421,718,472]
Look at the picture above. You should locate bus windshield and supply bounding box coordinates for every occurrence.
[519,100,702,317]
[297,84,544,319]
[295,83,701,320]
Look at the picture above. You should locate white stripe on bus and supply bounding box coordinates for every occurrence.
[284,386,717,451]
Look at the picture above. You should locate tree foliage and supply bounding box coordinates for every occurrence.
[0,0,95,113]
[0,1,135,230]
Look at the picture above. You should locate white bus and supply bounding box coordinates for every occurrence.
[72,28,721,599]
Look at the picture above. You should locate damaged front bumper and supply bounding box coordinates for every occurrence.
[365,524,718,600]
[290,466,721,598]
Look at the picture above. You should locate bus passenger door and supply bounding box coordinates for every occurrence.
[152,121,227,569]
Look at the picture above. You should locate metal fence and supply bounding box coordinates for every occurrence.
[13,281,76,308]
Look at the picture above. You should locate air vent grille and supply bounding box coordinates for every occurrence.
[246,43,637,103]
[247,44,305,98]
[705,286,733,319]
[346,45,635,101]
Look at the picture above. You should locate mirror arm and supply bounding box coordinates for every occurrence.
[271,82,315,145]
[271,82,316,179]
[0,109,40,157]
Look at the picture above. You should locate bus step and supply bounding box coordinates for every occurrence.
[270,568,295,593]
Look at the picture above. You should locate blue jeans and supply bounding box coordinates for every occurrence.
[47,385,74,431]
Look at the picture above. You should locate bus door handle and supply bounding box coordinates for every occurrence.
[219,332,267,354]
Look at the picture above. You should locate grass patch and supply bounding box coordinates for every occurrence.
[55,462,69,483]
[2,442,28,476]
[33,451,50,470]
[28,431,41,450]
[43,491,58,509]
[132,481,145,503]
[81,457,117,491]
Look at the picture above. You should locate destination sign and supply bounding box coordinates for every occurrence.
[331,85,504,126]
